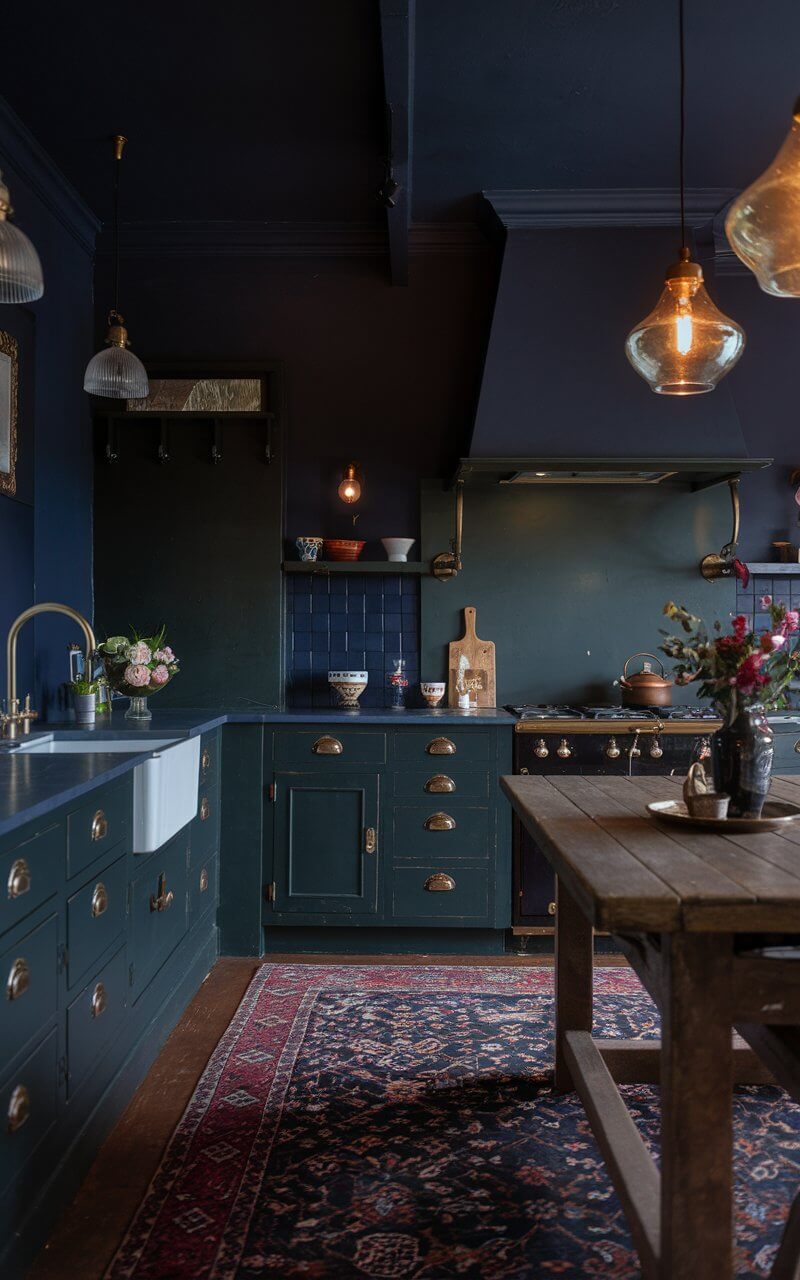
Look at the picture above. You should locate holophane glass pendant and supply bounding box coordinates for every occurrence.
[0,170,44,304]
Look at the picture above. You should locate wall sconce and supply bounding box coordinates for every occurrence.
[338,462,362,504]
[700,478,749,583]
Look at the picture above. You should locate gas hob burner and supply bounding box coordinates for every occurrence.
[581,705,660,721]
[506,705,586,721]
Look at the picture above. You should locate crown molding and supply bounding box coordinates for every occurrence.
[483,187,740,230]
[0,96,100,256]
[96,220,489,258]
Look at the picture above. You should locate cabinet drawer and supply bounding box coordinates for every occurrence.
[192,782,219,866]
[0,914,58,1067]
[129,832,188,1000]
[67,781,131,880]
[0,822,63,938]
[392,769,490,800]
[392,802,490,860]
[66,946,127,1098]
[0,1028,58,1195]
[199,730,221,796]
[190,851,218,919]
[393,729,490,766]
[392,865,489,920]
[66,853,127,990]
[273,729,386,766]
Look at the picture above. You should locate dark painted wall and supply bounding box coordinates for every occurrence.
[0,107,96,716]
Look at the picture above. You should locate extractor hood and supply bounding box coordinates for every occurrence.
[458,203,771,489]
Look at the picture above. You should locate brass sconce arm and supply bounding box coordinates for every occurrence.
[432,480,464,581]
[700,478,742,581]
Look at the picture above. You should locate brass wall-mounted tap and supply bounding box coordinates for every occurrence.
[3,603,96,739]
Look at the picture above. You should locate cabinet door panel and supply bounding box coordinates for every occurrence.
[273,772,379,915]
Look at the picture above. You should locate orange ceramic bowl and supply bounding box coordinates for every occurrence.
[323,539,365,561]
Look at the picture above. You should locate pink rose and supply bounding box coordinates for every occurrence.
[760,594,772,609]
[128,641,152,665]
[154,647,175,664]
[124,663,151,688]
[786,610,800,634]
[150,663,170,685]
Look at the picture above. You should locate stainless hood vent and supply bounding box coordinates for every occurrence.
[453,456,769,490]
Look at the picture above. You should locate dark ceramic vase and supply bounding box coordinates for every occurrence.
[711,703,774,819]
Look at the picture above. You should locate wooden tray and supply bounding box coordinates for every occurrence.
[647,797,800,833]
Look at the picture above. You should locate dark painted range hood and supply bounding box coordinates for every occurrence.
[458,201,770,489]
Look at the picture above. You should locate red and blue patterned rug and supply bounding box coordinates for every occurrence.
[106,963,799,1279]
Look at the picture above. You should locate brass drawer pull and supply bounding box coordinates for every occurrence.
[7,1083,30,1134]
[92,809,108,842]
[6,957,30,1001]
[425,774,455,794]
[424,872,456,892]
[7,858,30,900]
[91,881,108,918]
[91,981,107,1018]
[149,872,174,913]
[426,737,456,756]
[201,747,212,772]
[199,867,209,892]
[312,735,343,755]
[364,827,377,854]
[200,796,211,821]
[424,812,456,832]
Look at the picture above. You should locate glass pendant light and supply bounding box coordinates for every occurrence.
[0,170,44,303]
[725,100,800,296]
[84,136,149,399]
[625,0,745,394]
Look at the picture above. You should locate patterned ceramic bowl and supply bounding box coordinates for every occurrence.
[328,671,368,708]
[296,536,323,562]
[420,681,446,708]
[323,539,365,562]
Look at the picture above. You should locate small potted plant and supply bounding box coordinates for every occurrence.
[98,628,180,722]
[72,678,99,727]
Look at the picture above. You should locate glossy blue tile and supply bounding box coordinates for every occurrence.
[365,577,382,596]
[365,616,384,635]
[292,653,311,671]
[293,611,311,633]
[311,613,329,633]
[330,576,347,594]
[347,577,365,596]
[330,612,347,633]
[293,594,311,615]
[385,630,401,649]
[347,650,366,668]
[330,651,349,669]
[348,622,365,641]
[365,632,383,653]
[383,576,401,597]
[330,595,347,613]
[312,576,329,597]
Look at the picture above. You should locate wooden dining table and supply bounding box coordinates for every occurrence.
[501,771,800,1280]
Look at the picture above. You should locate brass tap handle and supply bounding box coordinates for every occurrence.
[7,1083,30,1134]
[91,882,108,918]
[200,796,211,821]
[91,810,108,842]
[426,737,456,755]
[312,735,343,755]
[6,957,29,1001]
[91,982,107,1018]
[364,827,377,853]
[533,739,549,759]
[425,774,456,794]
[424,812,456,831]
[7,858,30,900]
[557,738,572,759]
[424,872,456,892]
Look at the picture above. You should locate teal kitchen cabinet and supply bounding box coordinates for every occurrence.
[272,771,380,915]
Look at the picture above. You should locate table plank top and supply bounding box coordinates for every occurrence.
[501,773,800,933]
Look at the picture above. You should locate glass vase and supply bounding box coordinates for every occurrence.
[710,703,774,819]
[386,659,408,710]
[125,695,152,723]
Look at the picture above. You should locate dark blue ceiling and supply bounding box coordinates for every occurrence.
[2,0,800,226]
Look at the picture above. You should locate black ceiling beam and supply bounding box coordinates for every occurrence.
[377,0,414,286]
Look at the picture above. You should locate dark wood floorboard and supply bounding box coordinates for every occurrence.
[30,951,624,1279]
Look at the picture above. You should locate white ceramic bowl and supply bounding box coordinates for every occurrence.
[420,681,446,708]
[381,537,415,562]
[328,671,368,708]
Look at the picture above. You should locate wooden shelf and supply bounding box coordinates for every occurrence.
[747,563,800,575]
[283,560,428,575]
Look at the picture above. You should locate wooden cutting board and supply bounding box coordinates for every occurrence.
[447,607,497,708]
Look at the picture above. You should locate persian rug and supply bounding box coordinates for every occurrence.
[107,963,800,1279]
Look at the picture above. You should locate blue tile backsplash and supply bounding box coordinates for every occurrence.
[287,574,420,708]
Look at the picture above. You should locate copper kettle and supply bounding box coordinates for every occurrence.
[619,652,673,708]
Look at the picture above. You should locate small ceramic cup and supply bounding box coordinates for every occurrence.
[686,792,730,820]
[296,536,323,562]
[381,537,415,562]
[328,671,368,709]
[420,681,446,708]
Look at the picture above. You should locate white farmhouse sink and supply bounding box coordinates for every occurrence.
[17,734,201,853]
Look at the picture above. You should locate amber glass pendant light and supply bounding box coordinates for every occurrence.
[726,100,800,296]
[84,136,149,400]
[625,0,745,394]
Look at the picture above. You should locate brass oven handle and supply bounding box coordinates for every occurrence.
[7,858,30,900]
[425,774,456,794]
[364,827,377,854]
[424,872,456,892]
[6,957,30,1001]
[7,1083,30,1134]
[312,735,343,755]
[91,981,107,1018]
[200,796,211,821]
[557,738,572,759]
[201,747,212,773]
[91,881,108,918]
[426,737,456,756]
[605,737,620,760]
[533,739,549,759]
[424,812,456,832]
[91,809,108,842]
[199,868,209,892]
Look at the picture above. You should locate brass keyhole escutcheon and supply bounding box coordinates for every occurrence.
[364,827,377,854]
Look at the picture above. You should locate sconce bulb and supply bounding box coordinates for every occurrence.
[338,477,361,504]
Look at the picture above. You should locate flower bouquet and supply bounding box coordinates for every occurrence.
[98,628,180,722]
[660,597,800,817]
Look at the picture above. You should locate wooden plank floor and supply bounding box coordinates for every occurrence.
[30,951,601,1280]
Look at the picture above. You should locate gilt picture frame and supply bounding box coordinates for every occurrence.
[0,330,19,496]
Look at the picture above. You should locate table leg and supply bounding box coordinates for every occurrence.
[554,875,593,1092]
[660,932,733,1279]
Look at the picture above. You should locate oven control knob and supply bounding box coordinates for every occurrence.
[557,738,572,759]
[533,739,549,759]
[649,737,663,760]
[605,737,620,760]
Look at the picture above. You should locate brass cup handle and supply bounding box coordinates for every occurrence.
[6,957,30,1001]
[91,882,108,918]
[7,1083,30,1134]
[426,737,456,755]
[91,809,108,842]
[425,774,455,794]
[91,981,107,1018]
[795,740,800,755]
[424,812,456,831]
[199,868,209,892]
[200,796,211,821]
[312,735,343,755]
[7,858,30,900]
[201,747,212,772]
[424,872,456,892]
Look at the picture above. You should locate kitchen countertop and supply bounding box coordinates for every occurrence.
[0,706,516,840]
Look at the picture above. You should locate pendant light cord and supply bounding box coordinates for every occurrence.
[112,145,120,317]
[678,0,686,249]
